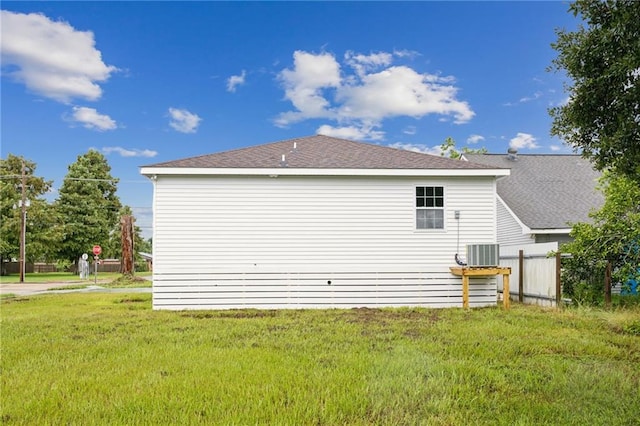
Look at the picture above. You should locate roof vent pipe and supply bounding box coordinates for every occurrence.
[507,147,518,161]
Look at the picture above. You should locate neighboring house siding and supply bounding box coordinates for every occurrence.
[152,175,499,310]
[464,153,603,247]
[496,197,532,247]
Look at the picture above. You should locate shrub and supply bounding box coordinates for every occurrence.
[560,174,640,305]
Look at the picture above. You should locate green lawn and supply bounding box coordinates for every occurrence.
[1,294,638,425]
[0,270,151,284]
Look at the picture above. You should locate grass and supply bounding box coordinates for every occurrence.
[0,272,151,295]
[1,295,639,425]
[47,275,152,290]
[46,284,91,291]
[103,273,152,288]
[0,271,151,284]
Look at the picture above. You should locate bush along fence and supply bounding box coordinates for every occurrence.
[499,242,637,307]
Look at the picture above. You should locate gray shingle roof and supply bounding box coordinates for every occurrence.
[145,135,498,170]
[464,153,604,230]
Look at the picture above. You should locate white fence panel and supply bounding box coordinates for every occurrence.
[499,242,559,307]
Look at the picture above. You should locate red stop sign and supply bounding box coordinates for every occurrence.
[92,245,102,256]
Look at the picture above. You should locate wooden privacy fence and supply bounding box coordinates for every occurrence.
[2,262,57,274]
[2,260,124,274]
[498,243,562,307]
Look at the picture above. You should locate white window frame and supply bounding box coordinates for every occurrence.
[416,186,445,230]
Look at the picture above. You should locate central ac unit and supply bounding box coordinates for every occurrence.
[466,244,499,267]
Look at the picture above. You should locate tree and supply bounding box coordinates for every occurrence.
[106,205,147,273]
[56,150,122,263]
[137,237,152,255]
[120,214,135,275]
[560,172,640,303]
[440,137,488,159]
[0,155,60,269]
[550,0,640,183]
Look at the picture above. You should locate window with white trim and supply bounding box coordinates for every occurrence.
[416,186,444,229]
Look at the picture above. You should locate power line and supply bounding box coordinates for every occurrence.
[62,178,151,183]
[1,175,151,184]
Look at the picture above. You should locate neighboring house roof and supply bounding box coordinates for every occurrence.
[143,135,501,171]
[464,152,604,231]
[138,252,153,261]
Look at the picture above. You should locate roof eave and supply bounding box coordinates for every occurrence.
[140,167,510,178]
[498,196,573,236]
[529,228,573,235]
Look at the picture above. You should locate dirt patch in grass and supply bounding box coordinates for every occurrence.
[115,296,147,304]
[220,309,277,319]
[180,309,278,320]
[105,275,151,288]
[347,307,440,325]
[1,296,30,304]
[49,285,89,291]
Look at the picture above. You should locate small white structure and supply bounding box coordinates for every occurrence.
[78,254,90,279]
[141,135,509,310]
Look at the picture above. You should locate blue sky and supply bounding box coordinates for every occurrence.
[1,1,579,237]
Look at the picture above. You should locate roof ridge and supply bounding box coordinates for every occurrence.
[143,135,503,170]
[467,153,583,157]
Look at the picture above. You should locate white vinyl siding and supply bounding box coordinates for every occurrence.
[151,175,499,310]
[496,197,533,247]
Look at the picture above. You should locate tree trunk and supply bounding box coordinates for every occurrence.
[120,215,135,275]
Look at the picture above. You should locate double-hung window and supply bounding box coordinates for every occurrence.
[416,186,444,229]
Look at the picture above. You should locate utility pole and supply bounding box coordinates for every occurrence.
[19,160,26,283]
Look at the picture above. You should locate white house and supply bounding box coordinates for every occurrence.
[464,151,604,247]
[140,135,509,310]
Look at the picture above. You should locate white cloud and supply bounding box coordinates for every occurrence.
[504,91,542,107]
[393,49,420,59]
[337,66,473,123]
[388,142,442,156]
[70,106,117,131]
[345,50,393,77]
[275,51,341,126]
[227,70,246,92]
[0,11,117,103]
[509,133,539,150]
[549,96,570,108]
[168,108,202,133]
[403,126,417,135]
[275,50,474,139]
[102,147,158,158]
[467,134,485,144]
[317,124,385,141]
[549,145,562,152]
[518,91,542,103]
